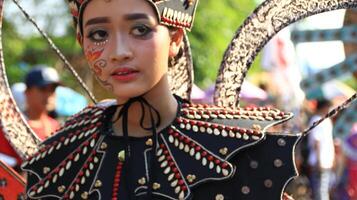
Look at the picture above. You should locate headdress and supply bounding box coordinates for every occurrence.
[68,0,199,99]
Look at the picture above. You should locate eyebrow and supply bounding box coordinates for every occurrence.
[85,17,109,27]
[85,14,152,27]
[124,13,151,21]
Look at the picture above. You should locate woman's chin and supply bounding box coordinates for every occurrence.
[112,90,147,104]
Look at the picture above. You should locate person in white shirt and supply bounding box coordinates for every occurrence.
[308,99,335,200]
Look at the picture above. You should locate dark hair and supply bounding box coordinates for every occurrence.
[316,99,331,110]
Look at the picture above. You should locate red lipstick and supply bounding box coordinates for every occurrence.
[111,68,139,82]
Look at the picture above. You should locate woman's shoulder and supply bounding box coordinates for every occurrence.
[21,102,113,199]
[178,101,293,132]
[151,101,298,199]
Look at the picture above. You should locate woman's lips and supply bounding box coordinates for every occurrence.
[111,68,139,82]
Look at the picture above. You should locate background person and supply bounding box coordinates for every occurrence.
[308,98,335,200]
[24,66,61,140]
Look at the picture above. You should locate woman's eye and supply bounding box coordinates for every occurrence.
[87,30,108,42]
[131,25,152,37]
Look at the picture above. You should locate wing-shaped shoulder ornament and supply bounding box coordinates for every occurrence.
[0,0,356,200]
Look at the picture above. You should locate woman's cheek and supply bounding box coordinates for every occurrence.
[92,59,107,77]
[85,46,105,77]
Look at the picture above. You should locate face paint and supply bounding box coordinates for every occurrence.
[82,0,176,100]
[91,59,107,76]
[96,76,113,92]
[85,46,104,63]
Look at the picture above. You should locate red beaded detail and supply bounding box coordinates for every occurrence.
[180,103,290,121]
[167,128,231,176]
[175,117,262,141]
[24,108,104,167]
[112,161,124,200]
[157,144,188,199]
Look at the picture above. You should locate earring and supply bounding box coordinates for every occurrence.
[170,57,175,67]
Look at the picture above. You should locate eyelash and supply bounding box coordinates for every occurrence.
[131,24,152,37]
[85,24,153,45]
[87,29,109,45]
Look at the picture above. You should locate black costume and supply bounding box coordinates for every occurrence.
[22,96,300,199]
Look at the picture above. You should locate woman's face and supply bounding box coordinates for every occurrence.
[82,0,179,101]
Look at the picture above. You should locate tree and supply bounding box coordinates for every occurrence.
[189,0,260,88]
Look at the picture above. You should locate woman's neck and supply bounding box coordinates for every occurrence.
[113,75,178,137]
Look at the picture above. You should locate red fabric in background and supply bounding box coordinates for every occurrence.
[0,130,22,166]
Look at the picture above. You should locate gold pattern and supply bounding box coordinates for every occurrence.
[219,147,228,156]
[186,174,196,183]
[95,180,102,188]
[215,194,225,200]
[43,167,50,174]
[100,142,107,150]
[138,177,146,185]
[145,139,153,146]
[118,150,125,162]
[57,185,66,193]
[81,191,89,199]
[152,182,161,190]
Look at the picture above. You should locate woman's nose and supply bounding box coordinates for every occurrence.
[109,34,133,62]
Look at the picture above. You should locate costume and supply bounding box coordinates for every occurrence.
[22,96,299,199]
[0,0,356,200]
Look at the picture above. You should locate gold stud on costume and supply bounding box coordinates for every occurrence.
[215,194,225,200]
[100,142,107,150]
[153,182,161,190]
[81,191,89,199]
[118,150,125,162]
[219,147,228,156]
[186,174,196,183]
[58,185,66,193]
[43,167,50,174]
[145,138,153,146]
[138,177,146,185]
[95,180,102,188]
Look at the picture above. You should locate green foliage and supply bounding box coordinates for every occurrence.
[3,0,261,90]
[2,18,83,88]
[189,0,259,88]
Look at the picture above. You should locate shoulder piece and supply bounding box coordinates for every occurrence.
[149,102,293,199]
[21,105,107,199]
[95,99,117,108]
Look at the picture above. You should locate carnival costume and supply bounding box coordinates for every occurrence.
[0,0,356,200]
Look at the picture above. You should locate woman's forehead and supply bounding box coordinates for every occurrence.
[83,0,155,16]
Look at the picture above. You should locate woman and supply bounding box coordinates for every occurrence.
[22,0,298,199]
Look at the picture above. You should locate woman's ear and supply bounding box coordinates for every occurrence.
[169,28,184,57]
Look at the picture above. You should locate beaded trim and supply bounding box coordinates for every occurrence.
[181,103,291,121]
[111,161,123,200]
